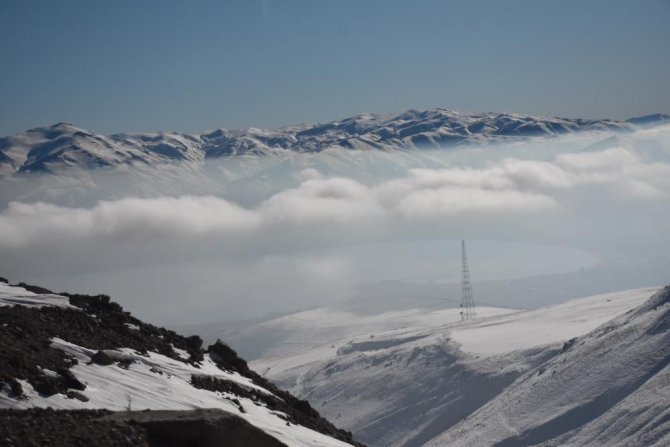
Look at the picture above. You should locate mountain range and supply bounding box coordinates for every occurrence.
[2,109,668,177]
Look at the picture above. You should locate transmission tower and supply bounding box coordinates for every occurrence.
[460,240,476,321]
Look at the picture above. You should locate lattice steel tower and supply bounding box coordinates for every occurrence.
[460,240,476,320]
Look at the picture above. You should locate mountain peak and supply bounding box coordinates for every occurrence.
[23,122,89,138]
[50,122,77,129]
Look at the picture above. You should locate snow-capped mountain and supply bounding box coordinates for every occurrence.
[2,109,661,177]
[248,287,664,446]
[0,280,362,447]
[0,123,205,177]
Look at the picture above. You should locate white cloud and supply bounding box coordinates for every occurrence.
[0,147,668,251]
[2,131,670,323]
[396,187,556,217]
[555,147,638,171]
[0,196,260,248]
[259,176,384,225]
[499,160,573,190]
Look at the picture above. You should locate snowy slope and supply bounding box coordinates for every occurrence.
[0,282,358,447]
[428,286,670,447]
[0,109,646,177]
[449,288,656,355]
[225,304,516,362]
[250,288,657,446]
[0,282,75,309]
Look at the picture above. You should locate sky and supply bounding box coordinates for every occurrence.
[1,0,669,136]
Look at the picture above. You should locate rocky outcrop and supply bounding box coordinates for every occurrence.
[0,408,286,447]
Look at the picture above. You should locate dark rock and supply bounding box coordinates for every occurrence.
[57,368,86,390]
[105,409,286,447]
[0,408,145,447]
[208,339,250,375]
[91,351,114,366]
[117,358,135,369]
[185,335,203,351]
[3,407,287,446]
[32,376,62,396]
[66,390,89,402]
[6,378,23,397]
[65,293,122,313]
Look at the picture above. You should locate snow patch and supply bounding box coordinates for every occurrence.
[0,283,74,309]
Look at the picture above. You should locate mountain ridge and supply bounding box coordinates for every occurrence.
[2,109,668,177]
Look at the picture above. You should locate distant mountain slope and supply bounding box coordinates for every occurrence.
[0,280,361,447]
[1,109,656,177]
[427,285,670,447]
[626,113,670,127]
[250,288,657,447]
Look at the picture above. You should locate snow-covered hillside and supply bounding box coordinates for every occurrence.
[2,109,661,177]
[0,281,360,447]
[428,285,670,447]
[242,305,516,369]
[250,288,659,446]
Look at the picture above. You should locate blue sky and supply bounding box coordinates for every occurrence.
[1,0,668,135]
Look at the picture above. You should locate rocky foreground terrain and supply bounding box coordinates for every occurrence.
[0,278,361,447]
[0,408,287,447]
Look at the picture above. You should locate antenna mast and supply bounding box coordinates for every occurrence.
[460,240,476,320]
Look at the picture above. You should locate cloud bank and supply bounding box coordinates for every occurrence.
[0,147,667,251]
[2,133,669,323]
